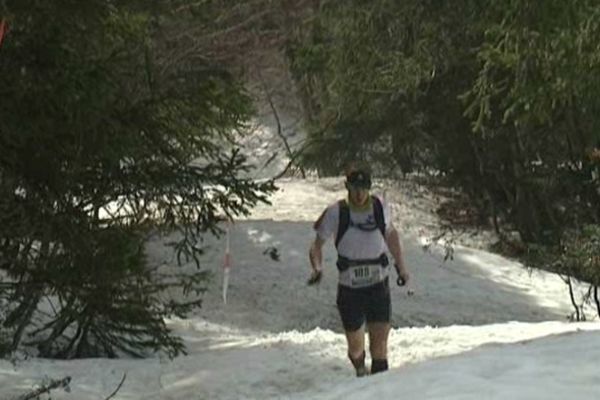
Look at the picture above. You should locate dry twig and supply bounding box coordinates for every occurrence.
[13,376,71,400]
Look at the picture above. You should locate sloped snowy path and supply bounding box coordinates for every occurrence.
[1,178,598,400]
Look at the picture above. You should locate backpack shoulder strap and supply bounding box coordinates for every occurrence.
[372,195,386,238]
[335,200,350,249]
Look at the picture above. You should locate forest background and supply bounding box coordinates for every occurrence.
[1,0,599,360]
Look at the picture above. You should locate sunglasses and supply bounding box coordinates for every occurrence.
[345,181,371,191]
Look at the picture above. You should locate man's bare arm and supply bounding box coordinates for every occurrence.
[385,227,409,284]
[309,236,325,272]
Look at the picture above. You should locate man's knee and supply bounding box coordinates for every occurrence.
[345,328,365,358]
[368,322,390,358]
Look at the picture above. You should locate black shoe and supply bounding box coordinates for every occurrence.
[371,358,388,374]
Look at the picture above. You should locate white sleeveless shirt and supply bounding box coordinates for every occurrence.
[314,195,394,287]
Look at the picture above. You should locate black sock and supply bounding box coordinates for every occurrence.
[371,358,388,374]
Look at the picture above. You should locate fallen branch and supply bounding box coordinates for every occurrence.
[14,376,71,400]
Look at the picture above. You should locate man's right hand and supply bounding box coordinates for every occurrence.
[307,269,323,285]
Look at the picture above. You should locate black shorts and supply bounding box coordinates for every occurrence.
[336,278,391,332]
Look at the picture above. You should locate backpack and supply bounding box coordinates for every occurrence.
[334,195,386,249]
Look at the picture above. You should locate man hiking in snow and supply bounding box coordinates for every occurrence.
[308,164,410,377]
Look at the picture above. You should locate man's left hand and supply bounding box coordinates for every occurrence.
[394,264,409,287]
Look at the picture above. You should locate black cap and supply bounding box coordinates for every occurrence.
[346,169,372,190]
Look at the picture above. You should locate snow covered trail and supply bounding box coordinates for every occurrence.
[290,327,600,400]
[148,222,572,335]
[1,177,599,400]
[145,178,577,334]
[3,320,597,400]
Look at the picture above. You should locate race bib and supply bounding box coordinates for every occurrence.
[349,264,381,287]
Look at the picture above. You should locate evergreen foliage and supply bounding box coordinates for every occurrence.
[2,0,600,357]
[288,0,600,313]
[0,0,275,358]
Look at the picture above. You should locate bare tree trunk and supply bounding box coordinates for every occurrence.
[564,275,582,321]
[259,71,306,178]
[281,0,324,128]
[594,285,600,318]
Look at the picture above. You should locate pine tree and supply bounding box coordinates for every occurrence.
[0,0,275,358]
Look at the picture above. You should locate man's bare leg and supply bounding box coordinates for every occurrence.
[368,322,390,374]
[345,327,367,376]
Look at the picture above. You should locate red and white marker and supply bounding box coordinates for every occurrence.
[222,221,232,304]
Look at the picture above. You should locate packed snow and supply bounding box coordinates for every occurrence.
[1,123,599,400]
